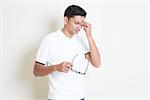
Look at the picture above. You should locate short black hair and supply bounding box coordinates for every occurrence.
[64,5,87,18]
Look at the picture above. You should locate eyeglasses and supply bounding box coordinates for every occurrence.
[71,54,89,75]
[45,54,89,75]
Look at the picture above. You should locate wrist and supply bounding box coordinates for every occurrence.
[52,65,57,72]
[53,64,60,72]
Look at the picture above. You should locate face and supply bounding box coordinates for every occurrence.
[64,16,85,35]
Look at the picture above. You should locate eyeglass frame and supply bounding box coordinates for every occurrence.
[71,53,89,75]
[45,53,90,75]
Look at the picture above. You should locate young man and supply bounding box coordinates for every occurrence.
[33,5,101,100]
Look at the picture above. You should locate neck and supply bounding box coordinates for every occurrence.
[61,27,73,38]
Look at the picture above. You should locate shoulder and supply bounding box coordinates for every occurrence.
[38,30,60,47]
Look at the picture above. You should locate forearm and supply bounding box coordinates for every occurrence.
[87,36,101,67]
[83,22,101,67]
[33,63,57,76]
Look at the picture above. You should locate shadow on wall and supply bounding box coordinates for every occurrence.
[48,16,62,33]
[18,17,61,100]
[19,46,48,100]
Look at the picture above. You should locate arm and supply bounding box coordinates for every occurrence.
[33,62,57,76]
[83,22,101,68]
[33,61,72,77]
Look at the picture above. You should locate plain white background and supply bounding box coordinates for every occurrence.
[0,0,149,100]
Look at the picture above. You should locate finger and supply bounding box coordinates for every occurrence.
[66,65,72,71]
[66,63,72,71]
[66,62,73,67]
[82,22,87,27]
[84,22,88,26]
[84,25,88,29]
[81,22,84,27]
[67,66,72,71]
[64,70,68,73]
[64,68,69,73]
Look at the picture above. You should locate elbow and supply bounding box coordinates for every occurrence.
[91,57,101,68]
[93,63,101,68]
[33,70,38,77]
[33,69,38,77]
[33,65,39,77]
[92,61,101,68]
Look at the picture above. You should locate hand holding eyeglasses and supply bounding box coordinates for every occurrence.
[53,53,89,75]
[56,62,73,73]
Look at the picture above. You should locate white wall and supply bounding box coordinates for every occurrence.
[0,0,149,100]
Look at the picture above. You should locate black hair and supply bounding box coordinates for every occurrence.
[64,5,87,18]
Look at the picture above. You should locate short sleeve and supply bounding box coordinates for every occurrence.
[35,36,50,65]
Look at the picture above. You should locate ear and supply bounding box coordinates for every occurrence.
[64,16,69,25]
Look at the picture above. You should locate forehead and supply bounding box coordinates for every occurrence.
[70,16,85,22]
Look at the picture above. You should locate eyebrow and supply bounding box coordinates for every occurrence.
[74,20,83,24]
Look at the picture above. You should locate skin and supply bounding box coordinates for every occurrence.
[33,15,101,76]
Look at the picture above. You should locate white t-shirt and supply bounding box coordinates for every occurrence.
[35,29,90,100]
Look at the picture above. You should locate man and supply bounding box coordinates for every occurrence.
[33,5,101,100]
